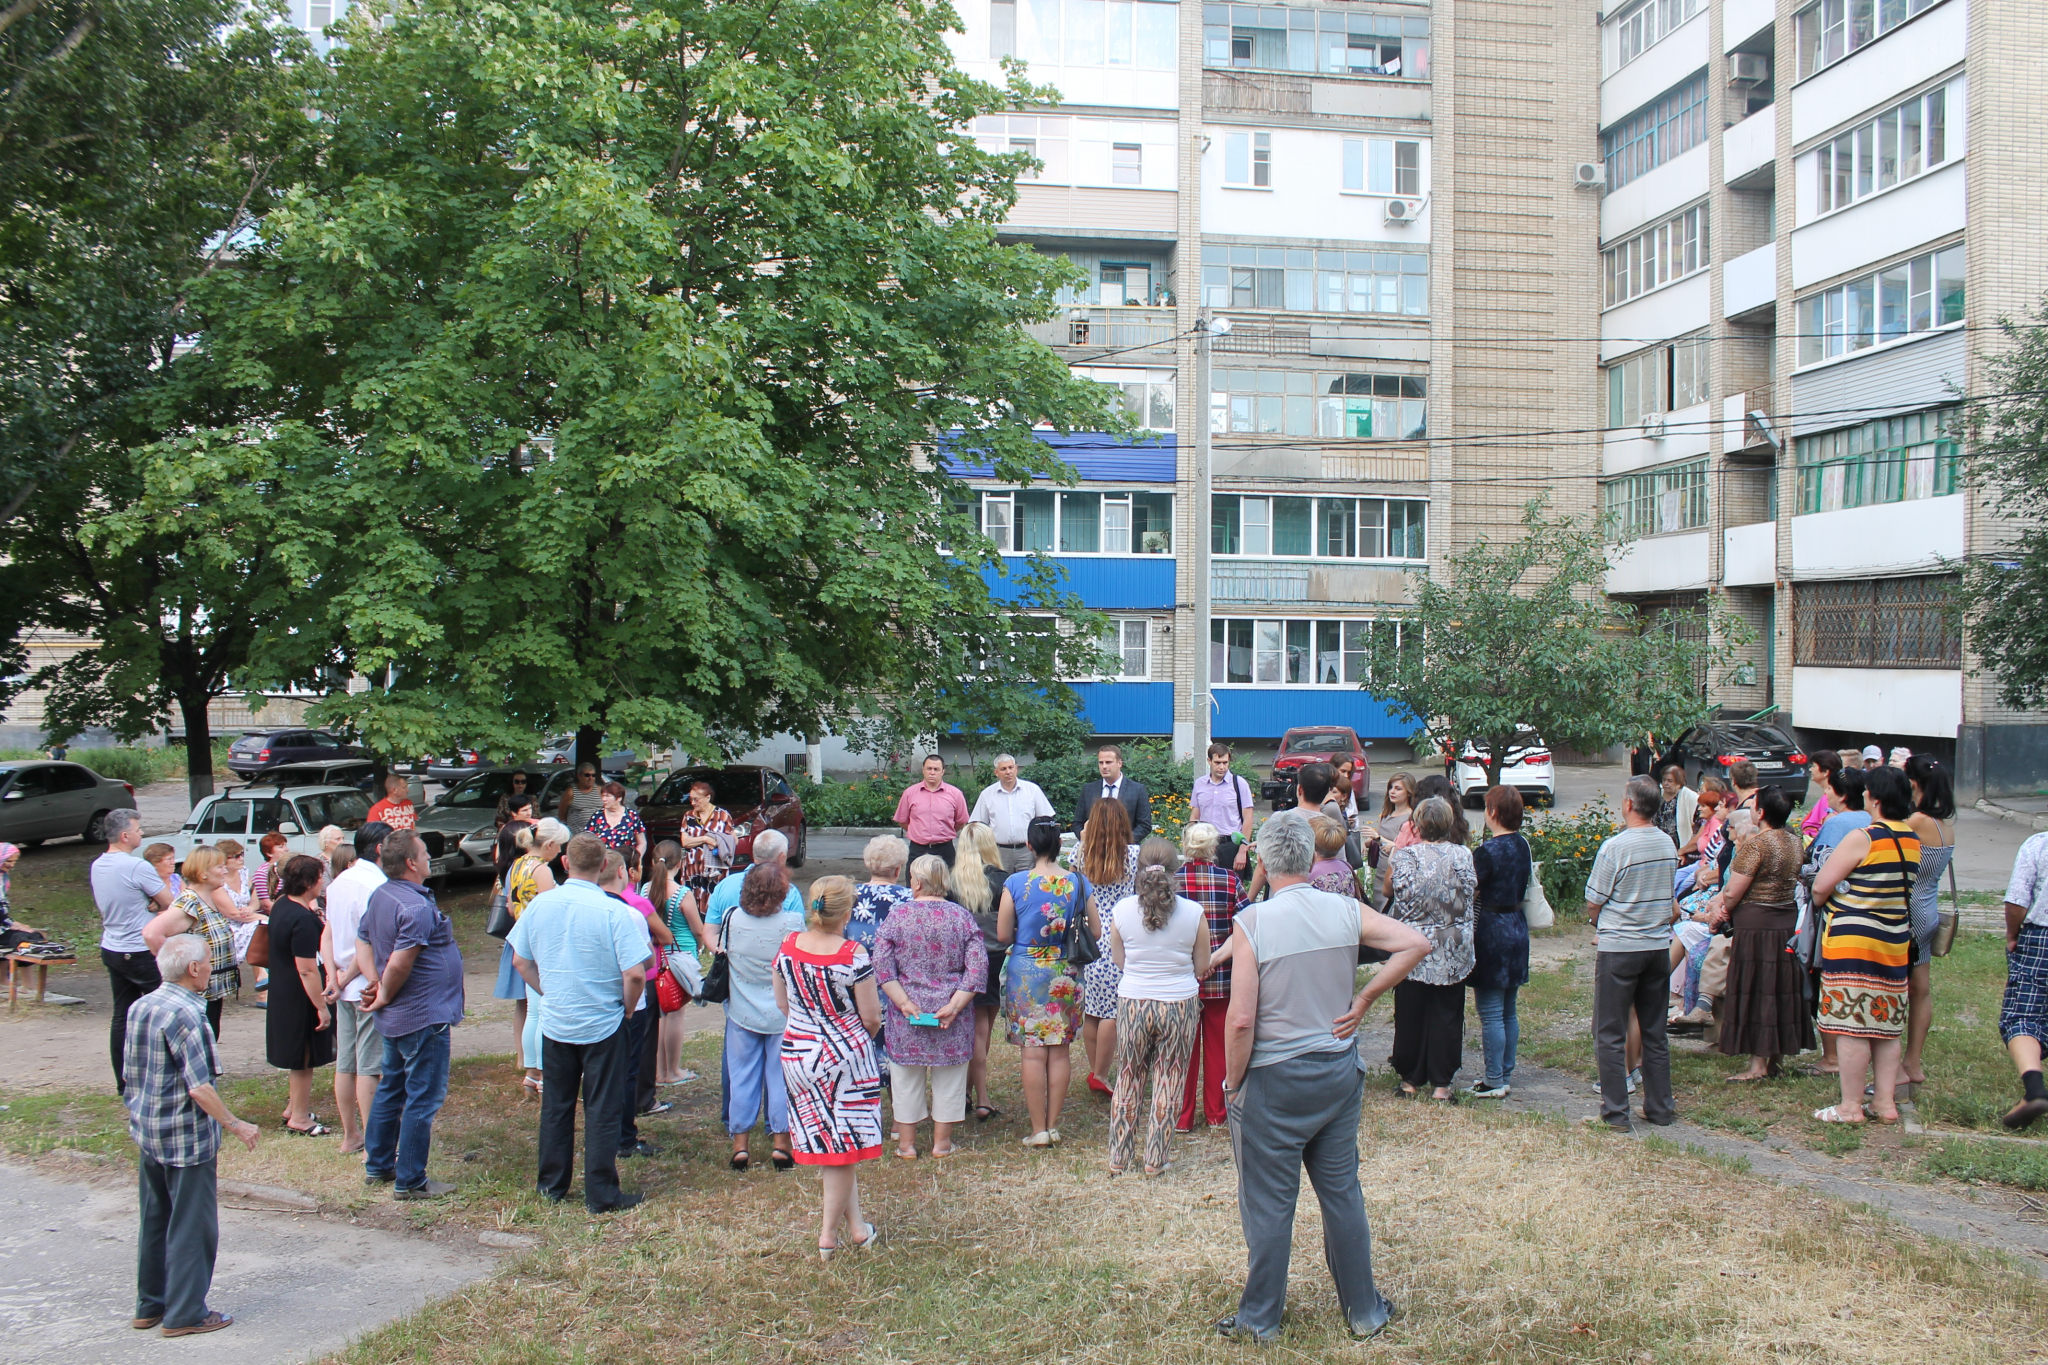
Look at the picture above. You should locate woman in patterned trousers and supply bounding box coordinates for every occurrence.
[1108,839,1213,1176]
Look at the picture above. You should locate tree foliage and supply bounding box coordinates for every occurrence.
[135,0,1117,770]
[1376,501,1749,786]
[1956,300,2048,710]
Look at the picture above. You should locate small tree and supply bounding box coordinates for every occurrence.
[1955,300,2048,708]
[1377,500,1748,788]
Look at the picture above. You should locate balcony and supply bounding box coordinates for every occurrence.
[1723,521,1776,586]
[1721,107,1775,189]
[1722,242,1776,320]
[1025,307,1178,354]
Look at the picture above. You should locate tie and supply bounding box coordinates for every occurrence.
[1104,782,1117,802]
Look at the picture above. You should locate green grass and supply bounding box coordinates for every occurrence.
[7,841,107,950]
[1922,1138,2048,1191]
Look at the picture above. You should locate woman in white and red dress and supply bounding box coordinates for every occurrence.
[774,875,884,1260]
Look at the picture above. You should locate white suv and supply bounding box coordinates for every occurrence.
[1451,730,1556,809]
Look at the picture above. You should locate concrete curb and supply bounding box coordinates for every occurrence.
[1974,798,2048,833]
[812,827,899,837]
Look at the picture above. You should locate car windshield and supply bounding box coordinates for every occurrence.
[293,790,371,831]
[1283,733,1353,756]
[650,769,760,809]
[437,771,538,809]
[1720,725,1793,752]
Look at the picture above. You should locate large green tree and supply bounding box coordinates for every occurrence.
[1956,300,2048,708]
[138,0,1117,769]
[1376,500,1749,787]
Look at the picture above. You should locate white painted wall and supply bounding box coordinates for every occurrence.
[1601,12,1709,125]
[1723,521,1776,586]
[1603,403,1713,476]
[1790,161,1965,289]
[1722,241,1776,318]
[1790,494,1965,579]
[1065,117,1179,191]
[1600,143,1710,243]
[1790,0,1967,143]
[1791,666,1961,738]
[1722,108,1773,184]
[1722,0,1775,51]
[1599,270,1710,364]
[1200,125,1432,243]
[1605,529,1712,595]
[947,5,1179,113]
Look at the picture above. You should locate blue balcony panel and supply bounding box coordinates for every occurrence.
[1210,689,1413,742]
[946,430,1176,484]
[1073,681,1174,736]
[981,555,1177,610]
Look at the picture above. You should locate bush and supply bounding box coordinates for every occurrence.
[1523,794,1619,910]
[0,744,228,788]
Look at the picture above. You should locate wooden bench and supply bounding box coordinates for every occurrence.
[5,951,77,1008]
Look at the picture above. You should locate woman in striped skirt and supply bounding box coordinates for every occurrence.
[1810,766,1921,1124]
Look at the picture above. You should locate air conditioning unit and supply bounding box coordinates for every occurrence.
[1641,413,1667,440]
[1729,53,1771,84]
[1383,197,1422,224]
[1573,161,1607,189]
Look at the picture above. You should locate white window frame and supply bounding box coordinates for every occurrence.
[1340,137,1422,196]
[1222,131,1273,189]
[1612,0,1703,69]
[1111,142,1143,185]
[975,488,1174,556]
[1209,616,1417,688]
[1812,83,1953,218]
[1793,241,1964,369]
[1606,335,1709,428]
[1211,495,1428,563]
[1602,203,1708,309]
[1071,365,1174,431]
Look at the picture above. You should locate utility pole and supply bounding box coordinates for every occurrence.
[1191,310,1229,788]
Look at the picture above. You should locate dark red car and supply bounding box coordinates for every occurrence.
[1260,727,1371,810]
[638,765,807,869]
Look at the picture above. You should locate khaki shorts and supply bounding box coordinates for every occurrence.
[335,1000,384,1077]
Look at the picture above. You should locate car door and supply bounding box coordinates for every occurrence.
[46,763,103,838]
[0,766,64,840]
[189,795,253,851]
[763,771,798,838]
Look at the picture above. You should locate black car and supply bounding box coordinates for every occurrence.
[243,759,382,795]
[226,728,364,777]
[1662,722,1811,804]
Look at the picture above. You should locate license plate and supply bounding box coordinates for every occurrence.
[1753,761,1784,771]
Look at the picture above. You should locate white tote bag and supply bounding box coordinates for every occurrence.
[1521,860,1555,930]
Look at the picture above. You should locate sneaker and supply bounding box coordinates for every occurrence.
[364,1170,395,1186]
[1214,1313,1273,1343]
[1628,1068,1641,1095]
[394,1179,457,1201]
[161,1311,232,1338]
[639,1100,673,1116]
[1468,1082,1510,1100]
[618,1140,659,1160]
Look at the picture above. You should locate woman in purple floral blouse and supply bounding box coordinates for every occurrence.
[871,856,986,1160]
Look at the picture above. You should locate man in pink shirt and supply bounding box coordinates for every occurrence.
[894,755,970,869]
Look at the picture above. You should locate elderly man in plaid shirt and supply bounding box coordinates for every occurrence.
[122,934,261,1338]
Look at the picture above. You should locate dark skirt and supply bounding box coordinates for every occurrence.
[1718,901,1815,1058]
[1470,905,1530,991]
[265,962,337,1071]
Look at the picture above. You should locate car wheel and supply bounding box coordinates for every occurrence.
[83,809,109,843]
[787,822,806,869]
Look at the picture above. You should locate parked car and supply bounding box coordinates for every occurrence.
[638,765,805,869]
[535,735,636,774]
[417,765,576,875]
[1661,722,1811,804]
[1260,727,1371,810]
[167,783,462,879]
[225,728,364,777]
[0,761,138,846]
[246,759,381,796]
[1451,729,1556,809]
[419,747,489,783]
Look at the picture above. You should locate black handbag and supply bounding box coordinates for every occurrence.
[1062,892,1102,970]
[484,873,516,939]
[698,919,733,1004]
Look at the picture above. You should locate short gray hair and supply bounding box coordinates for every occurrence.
[1625,776,1662,820]
[1256,809,1314,877]
[907,854,950,897]
[862,834,907,877]
[1181,821,1220,864]
[156,933,209,982]
[752,828,788,864]
[103,808,142,843]
[993,753,1018,768]
[1412,796,1456,843]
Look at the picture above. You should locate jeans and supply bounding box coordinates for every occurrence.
[1594,949,1675,1128]
[539,1021,631,1210]
[135,1154,218,1329]
[1472,985,1520,1088]
[104,948,162,1094]
[724,1021,788,1135]
[364,1021,453,1190]
[1228,1048,1390,1339]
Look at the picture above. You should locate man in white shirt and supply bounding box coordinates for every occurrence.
[968,754,1054,872]
[325,823,392,1155]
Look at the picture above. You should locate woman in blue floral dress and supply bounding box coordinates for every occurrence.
[997,819,1095,1148]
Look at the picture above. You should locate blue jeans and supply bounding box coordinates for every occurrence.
[365,1022,452,1190]
[723,1021,787,1136]
[1473,986,1520,1088]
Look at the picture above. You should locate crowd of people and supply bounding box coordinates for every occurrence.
[92,737,2048,1340]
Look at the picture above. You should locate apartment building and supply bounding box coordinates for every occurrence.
[1593,0,2048,798]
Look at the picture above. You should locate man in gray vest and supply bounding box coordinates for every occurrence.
[1217,809,1429,1342]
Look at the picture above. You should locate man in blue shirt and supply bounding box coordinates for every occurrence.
[510,833,654,1213]
[702,828,805,925]
[358,830,466,1199]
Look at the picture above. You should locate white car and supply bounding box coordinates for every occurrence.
[166,783,463,880]
[1451,731,1556,809]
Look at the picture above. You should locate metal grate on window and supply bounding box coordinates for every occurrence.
[1794,575,1958,668]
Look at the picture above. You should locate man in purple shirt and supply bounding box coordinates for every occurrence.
[1191,744,1257,873]
[893,755,969,868]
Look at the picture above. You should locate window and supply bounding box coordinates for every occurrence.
[1605,336,1708,427]
[1814,85,1952,215]
[1208,369,1427,440]
[293,791,371,831]
[1613,0,1703,67]
[1601,73,1709,190]
[1212,496,1426,560]
[1017,0,1177,70]
[1795,241,1963,366]
[977,489,1171,553]
[1210,617,1419,686]
[1096,262,1152,306]
[1795,575,1958,667]
[1341,138,1422,196]
[1099,619,1151,679]
[195,799,251,835]
[991,0,1017,57]
[1795,405,1960,513]
[1204,6,1431,79]
[1796,0,1943,79]
[1602,459,1708,540]
[972,115,1069,182]
[1072,365,1174,430]
[1602,204,1708,307]
[1112,142,1142,184]
[1223,132,1272,187]
[1200,245,1428,316]
[308,0,334,26]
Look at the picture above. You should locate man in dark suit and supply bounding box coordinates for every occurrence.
[1072,744,1152,843]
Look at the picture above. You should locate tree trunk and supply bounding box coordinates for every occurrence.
[182,696,216,806]
[575,723,601,773]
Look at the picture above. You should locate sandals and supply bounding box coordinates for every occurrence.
[931,1144,958,1160]
[973,1105,1001,1123]
[821,1223,880,1262]
[894,1147,920,1162]
[521,1076,543,1100]
[284,1121,332,1137]
[729,1149,750,1171]
[1812,1105,1865,1124]
[771,1148,795,1171]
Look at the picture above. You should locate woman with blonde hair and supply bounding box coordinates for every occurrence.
[949,821,1010,1121]
[1077,797,1137,1095]
[142,845,240,1040]
[1108,838,1210,1175]
[776,875,883,1257]
[510,817,571,1097]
